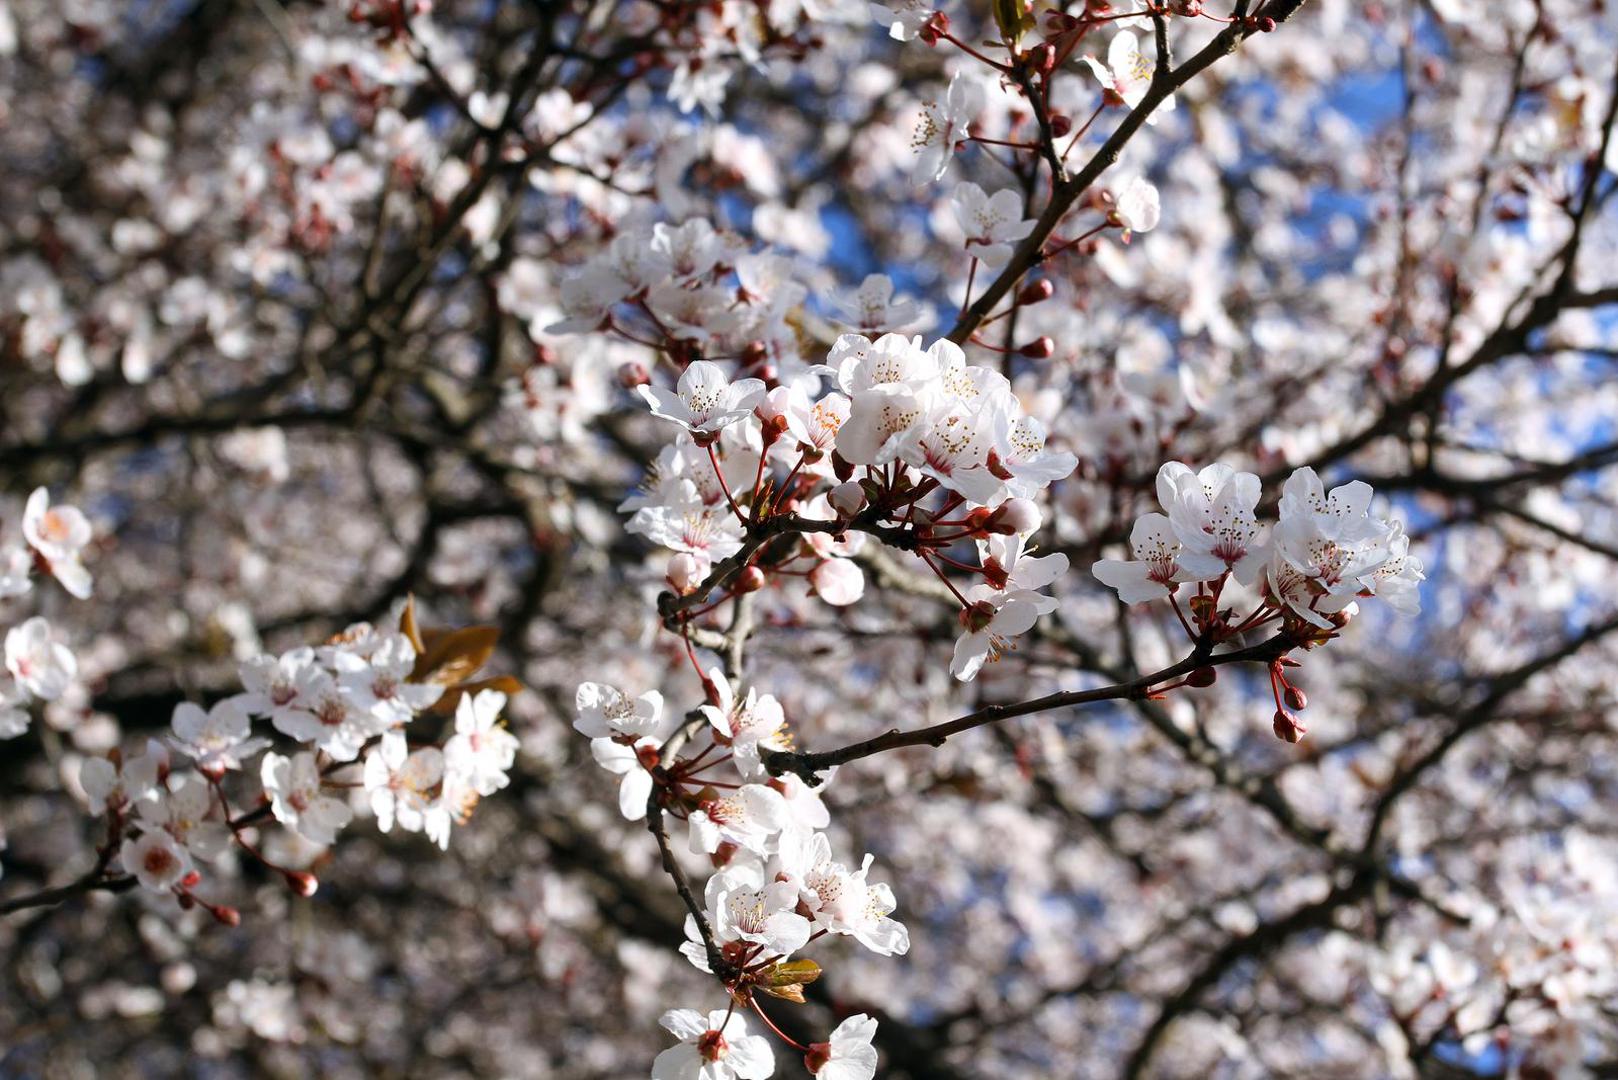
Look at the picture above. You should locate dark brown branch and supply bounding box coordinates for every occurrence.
[764,631,1297,785]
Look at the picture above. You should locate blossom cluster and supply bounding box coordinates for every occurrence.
[1093,462,1425,625]
[576,678,892,1080]
[1094,461,1424,741]
[78,603,519,915]
[624,327,1079,682]
[2,489,93,740]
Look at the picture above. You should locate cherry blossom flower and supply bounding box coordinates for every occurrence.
[700,670,791,781]
[1113,176,1161,238]
[170,699,269,777]
[805,1014,879,1080]
[544,264,624,333]
[1092,513,1191,603]
[869,0,935,41]
[443,689,518,796]
[80,743,163,810]
[829,273,930,333]
[335,633,442,727]
[233,648,332,732]
[770,774,831,832]
[1267,467,1401,622]
[764,385,850,464]
[630,506,746,569]
[606,230,674,295]
[21,487,93,599]
[837,384,930,466]
[652,1008,773,1080]
[1082,32,1176,122]
[952,182,1037,268]
[1156,461,1266,582]
[640,361,767,440]
[900,397,1002,502]
[689,783,790,856]
[952,536,1068,680]
[1369,525,1426,616]
[120,830,193,893]
[261,751,353,846]
[708,860,812,960]
[589,734,664,821]
[136,775,230,861]
[777,830,910,956]
[5,616,76,700]
[363,732,446,840]
[270,681,381,762]
[990,413,1078,498]
[913,72,985,184]
[652,219,728,283]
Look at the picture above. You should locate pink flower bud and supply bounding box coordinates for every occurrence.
[1020,336,1055,359]
[828,481,867,517]
[1272,709,1306,743]
[284,870,319,897]
[993,498,1042,536]
[667,553,705,595]
[735,566,767,594]
[1016,279,1055,306]
[616,362,650,389]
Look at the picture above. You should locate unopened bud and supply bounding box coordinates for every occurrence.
[617,362,650,389]
[1029,44,1056,73]
[831,451,854,482]
[1283,685,1308,711]
[760,412,789,446]
[1049,113,1072,138]
[992,498,1042,536]
[1187,666,1217,688]
[1272,709,1305,744]
[1255,15,1276,31]
[667,552,705,595]
[828,480,867,517]
[181,870,202,889]
[1016,279,1055,306]
[210,904,242,927]
[1020,336,1055,359]
[735,566,767,594]
[284,871,319,897]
